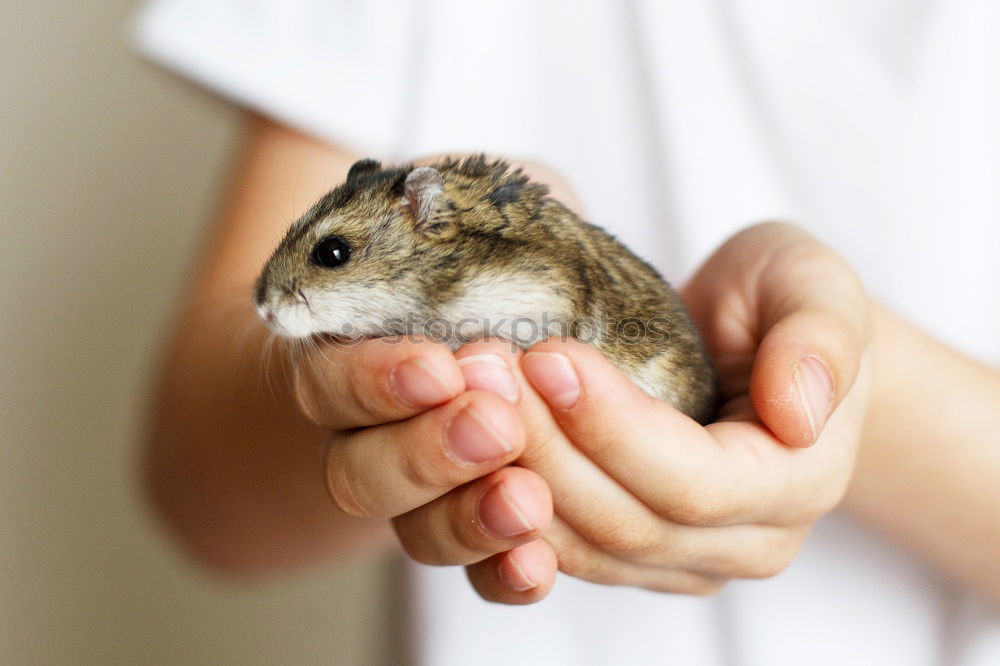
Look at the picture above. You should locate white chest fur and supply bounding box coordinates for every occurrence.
[434,273,574,349]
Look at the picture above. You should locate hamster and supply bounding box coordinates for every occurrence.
[254,156,717,423]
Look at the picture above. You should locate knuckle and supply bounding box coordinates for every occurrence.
[293,350,376,427]
[519,425,562,469]
[553,544,597,582]
[689,578,726,597]
[399,437,450,493]
[324,451,376,519]
[582,421,631,459]
[393,522,439,565]
[291,363,326,426]
[707,550,786,580]
[740,558,788,580]
[717,535,802,580]
[809,309,863,365]
[737,549,796,579]
[402,546,438,567]
[664,486,728,527]
[591,517,663,560]
[346,370,383,422]
[452,515,491,556]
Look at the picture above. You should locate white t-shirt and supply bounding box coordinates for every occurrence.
[134,1,1000,663]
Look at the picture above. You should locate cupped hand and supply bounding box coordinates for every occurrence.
[460,222,873,603]
[292,335,558,596]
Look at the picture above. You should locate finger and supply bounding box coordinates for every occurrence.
[748,224,867,446]
[521,338,858,526]
[539,492,809,579]
[324,390,525,519]
[544,519,724,595]
[751,288,866,448]
[393,467,552,566]
[684,222,869,447]
[293,336,464,430]
[583,519,810,580]
[686,523,810,580]
[465,539,558,605]
[457,339,670,545]
[454,339,813,553]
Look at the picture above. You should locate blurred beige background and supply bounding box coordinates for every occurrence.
[1,2,395,664]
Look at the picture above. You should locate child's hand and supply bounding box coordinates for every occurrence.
[296,336,554,577]
[457,222,873,603]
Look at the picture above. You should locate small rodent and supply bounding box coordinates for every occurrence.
[255,156,717,423]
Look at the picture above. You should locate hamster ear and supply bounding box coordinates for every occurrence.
[346,158,381,183]
[404,167,447,231]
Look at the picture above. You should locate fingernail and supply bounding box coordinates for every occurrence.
[444,406,513,465]
[458,354,519,403]
[477,480,534,537]
[390,357,457,407]
[795,356,833,442]
[522,352,580,409]
[498,553,538,592]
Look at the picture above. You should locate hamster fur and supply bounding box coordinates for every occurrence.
[254,156,717,423]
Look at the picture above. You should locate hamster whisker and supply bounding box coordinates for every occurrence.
[259,330,286,405]
[229,310,265,365]
[308,334,345,371]
[301,335,339,384]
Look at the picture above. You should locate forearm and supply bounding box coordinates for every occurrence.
[843,303,1000,601]
[144,297,393,573]
[142,118,394,574]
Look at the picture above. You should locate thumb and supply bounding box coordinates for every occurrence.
[749,233,870,447]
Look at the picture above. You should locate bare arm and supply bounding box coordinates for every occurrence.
[143,117,392,572]
[844,304,1000,601]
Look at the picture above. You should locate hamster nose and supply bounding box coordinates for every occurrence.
[255,302,275,324]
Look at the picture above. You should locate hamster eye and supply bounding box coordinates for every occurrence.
[310,236,352,268]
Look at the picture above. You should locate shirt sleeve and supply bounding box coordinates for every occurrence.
[131,0,420,154]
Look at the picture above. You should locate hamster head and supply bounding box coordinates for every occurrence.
[254,156,549,339]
